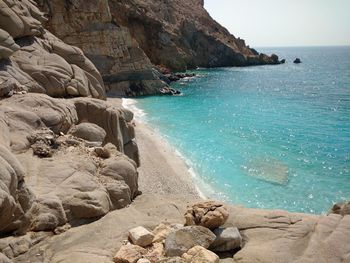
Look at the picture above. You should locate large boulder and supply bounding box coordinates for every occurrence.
[184,201,229,229]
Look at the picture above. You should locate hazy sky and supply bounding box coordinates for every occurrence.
[204,0,350,47]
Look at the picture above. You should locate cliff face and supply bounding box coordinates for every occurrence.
[0,0,105,99]
[0,0,140,238]
[110,0,279,71]
[35,0,280,96]
[36,0,168,96]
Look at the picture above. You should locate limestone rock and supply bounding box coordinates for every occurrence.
[137,259,151,263]
[182,246,219,263]
[184,201,229,229]
[128,226,155,247]
[209,227,242,252]
[114,244,146,263]
[68,123,106,144]
[164,226,216,257]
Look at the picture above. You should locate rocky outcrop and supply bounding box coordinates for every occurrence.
[36,0,168,97]
[0,0,105,99]
[0,94,139,236]
[111,0,281,71]
[8,195,349,263]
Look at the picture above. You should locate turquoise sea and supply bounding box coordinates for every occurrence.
[134,46,350,214]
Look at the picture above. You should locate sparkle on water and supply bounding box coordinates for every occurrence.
[136,46,350,214]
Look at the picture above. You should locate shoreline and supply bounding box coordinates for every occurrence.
[121,98,205,199]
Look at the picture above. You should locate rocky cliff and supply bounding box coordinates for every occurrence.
[35,0,280,96]
[110,0,280,71]
[35,0,168,97]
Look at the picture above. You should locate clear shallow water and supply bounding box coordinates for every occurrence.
[136,47,350,214]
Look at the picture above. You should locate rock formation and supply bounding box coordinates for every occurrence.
[0,94,139,235]
[35,0,168,97]
[0,0,105,99]
[6,195,348,263]
[0,0,139,239]
[34,0,281,97]
[0,1,348,263]
[111,0,281,71]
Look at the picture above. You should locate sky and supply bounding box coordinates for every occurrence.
[204,0,350,47]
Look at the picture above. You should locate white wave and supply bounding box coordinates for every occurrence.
[122,98,146,122]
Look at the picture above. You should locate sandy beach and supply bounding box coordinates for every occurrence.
[108,96,201,198]
[135,121,201,198]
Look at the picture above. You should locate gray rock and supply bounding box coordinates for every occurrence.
[209,227,242,252]
[164,226,216,257]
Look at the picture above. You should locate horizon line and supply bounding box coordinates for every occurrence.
[253,44,350,49]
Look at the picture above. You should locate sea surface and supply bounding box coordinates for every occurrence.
[133,46,350,214]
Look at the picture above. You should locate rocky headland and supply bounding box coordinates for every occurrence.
[0,0,349,263]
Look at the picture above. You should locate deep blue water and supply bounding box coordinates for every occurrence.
[135,46,350,214]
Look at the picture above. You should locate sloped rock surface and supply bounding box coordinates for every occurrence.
[0,94,139,235]
[8,195,350,263]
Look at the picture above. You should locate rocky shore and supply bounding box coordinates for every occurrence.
[0,0,349,262]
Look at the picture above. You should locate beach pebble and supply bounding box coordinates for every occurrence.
[209,227,242,252]
[129,226,155,247]
[184,201,229,229]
